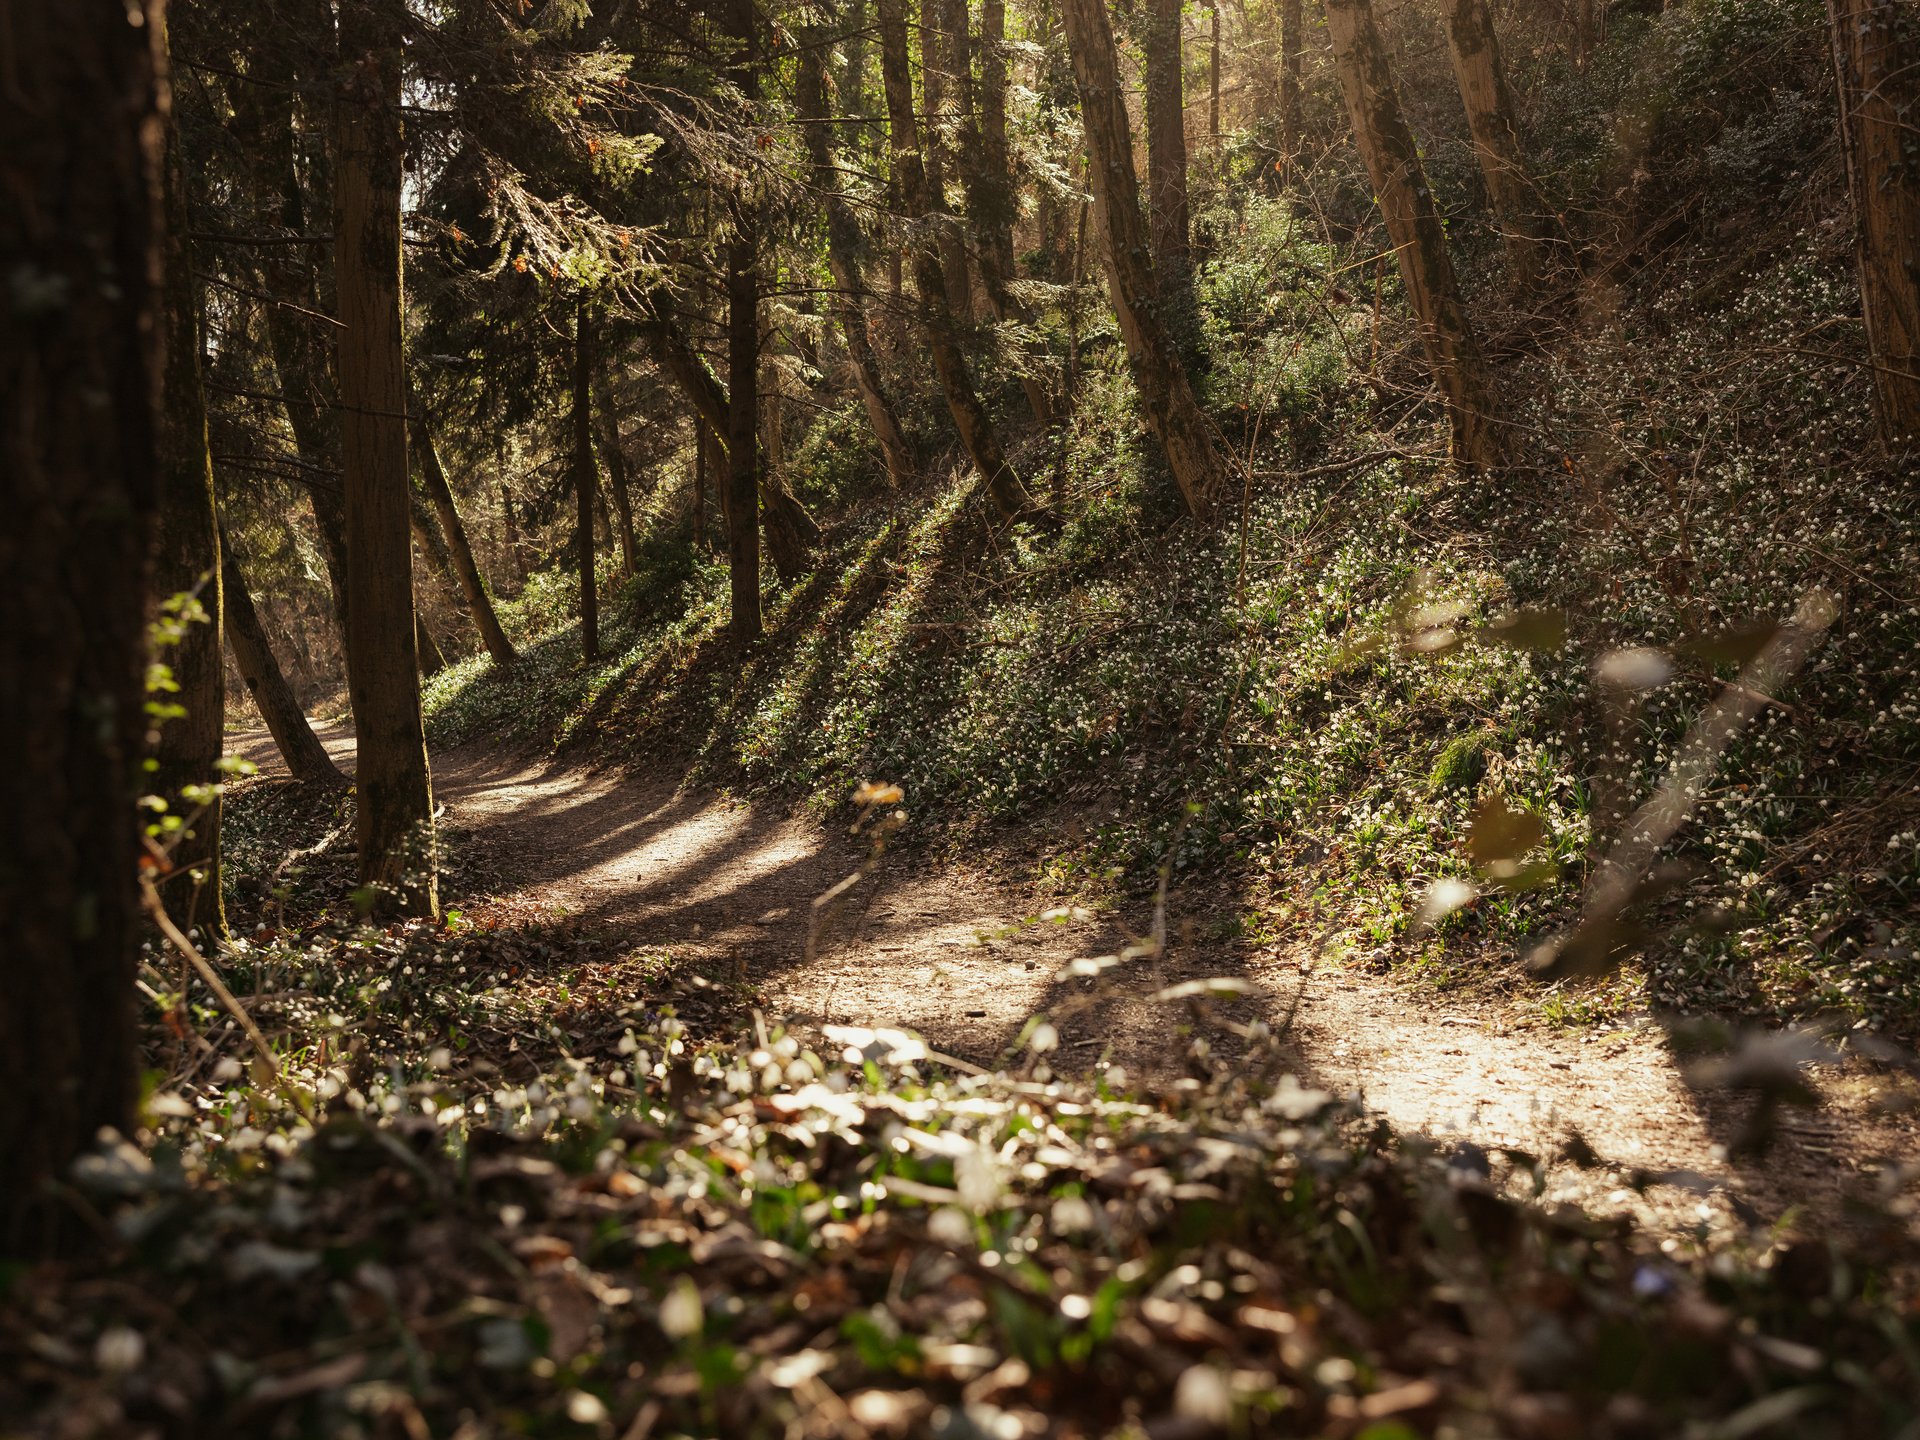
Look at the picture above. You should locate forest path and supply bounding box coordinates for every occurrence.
[239,722,1917,1236]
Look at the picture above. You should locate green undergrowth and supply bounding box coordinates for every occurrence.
[9,918,1919,1438]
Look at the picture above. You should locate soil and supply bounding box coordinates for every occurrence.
[234,722,1920,1239]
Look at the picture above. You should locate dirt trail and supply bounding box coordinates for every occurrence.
[239,724,1918,1235]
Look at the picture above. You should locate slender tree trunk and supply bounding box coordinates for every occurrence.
[1281,0,1304,188]
[644,315,820,578]
[693,423,711,552]
[596,400,640,578]
[878,0,1042,522]
[724,0,765,638]
[408,377,519,663]
[1325,0,1504,470]
[415,609,447,677]
[795,24,918,484]
[499,479,524,591]
[221,527,347,785]
[336,0,437,917]
[1210,5,1223,146]
[153,81,226,938]
[572,303,603,661]
[1445,0,1550,289]
[944,0,1056,425]
[1143,0,1193,291]
[1828,0,1920,456]
[1061,0,1225,519]
[0,0,164,1251]
[918,0,974,318]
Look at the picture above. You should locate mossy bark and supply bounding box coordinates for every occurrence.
[1325,0,1504,470]
[335,0,436,917]
[878,0,1042,523]
[1444,0,1550,289]
[1828,0,1920,456]
[1142,0,1193,295]
[1060,0,1225,519]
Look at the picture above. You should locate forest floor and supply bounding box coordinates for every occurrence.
[235,722,1920,1242]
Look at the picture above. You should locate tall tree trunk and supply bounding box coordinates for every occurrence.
[944,0,1056,425]
[409,377,519,663]
[221,526,347,785]
[336,0,437,917]
[918,0,974,318]
[1143,0,1193,291]
[153,80,226,938]
[1325,0,1504,470]
[1061,0,1225,519]
[693,422,711,552]
[795,22,918,484]
[415,609,447,677]
[0,0,164,1250]
[645,315,819,579]
[878,0,1042,522]
[724,0,765,638]
[573,303,603,661]
[595,397,640,579]
[1445,0,1550,289]
[499,479,525,591]
[1210,4,1223,147]
[1281,0,1304,189]
[1828,0,1920,456]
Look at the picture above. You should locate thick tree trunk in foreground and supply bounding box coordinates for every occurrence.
[336,0,436,917]
[1828,0,1920,455]
[1325,0,1503,470]
[1445,0,1549,289]
[1143,0,1193,291]
[878,0,1042,522]
[573,304,602,660]
[410,378,518,663]
[795,30,918,484]
[0,0,164,1251]
[221,528,347,786]
[153,87,226,937]
[1061,0,1225,519]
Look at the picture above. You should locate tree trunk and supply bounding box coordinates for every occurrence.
[336,0,437,917]
[153,85,226,938]
[878,0,1042,522]
[221,526,347,786]
[1210,4,1223,147]
[918,0,974,318]
[1281,0,1304,188]
[724,0,765,638]
[795,23,919,484]
[595,399,640,578]
[1061,0,1225,519]
[409,377,519,664]
[693,422,711,552]
[0,0,164,1251]
[415,609,447,678]
[499,479,524,591]
[944,0,1056,425]
[1445,0,1550,289]
[1828,0,1920,456]
[1143,0,1193,291]
[1325,0,1504,470]
[573,303,603,661]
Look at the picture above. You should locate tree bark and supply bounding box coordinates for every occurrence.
[408,377,519,664]
[1828,0,1920,455]
[723,0,764,638]
[1061,0,1225,519]
[336,0,437,917]
[1445,0,1550,289]
[0,0,165,1251]
[573,303,603,660]
[1325,0,1504,470]
[415,608,447,677]
[595,396,640,578]
[1210,4,1223,147]
[878,0,1042,522]
[221,526,347,786]
[795,23,919,484]
[1143,0,1193,290]
[153,78,226,938]
[1281,0,1304,188]
[693,421,711,552]
[918,0,974,319]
